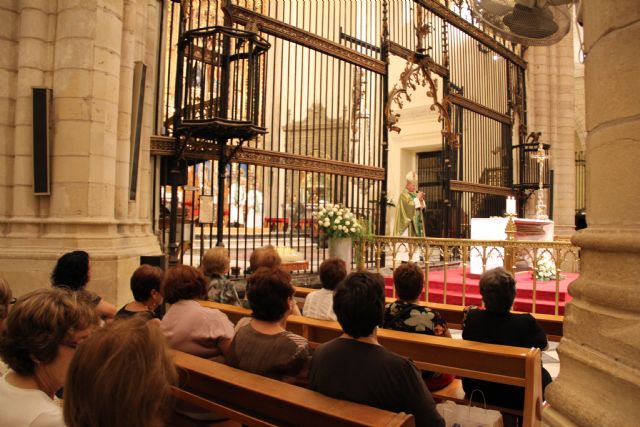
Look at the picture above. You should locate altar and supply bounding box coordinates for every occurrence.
[469,217,554,275]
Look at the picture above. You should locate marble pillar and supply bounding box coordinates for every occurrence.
[543,1,640,425]
[0,0,162,306]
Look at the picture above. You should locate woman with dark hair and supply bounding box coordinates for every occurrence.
[160,265,234,358]
[309,272,444,427]
[462,267,552,412]
[226,267,309,382]
[0,278,13,375]
[64,317,177,427]
[0,288,97,427]
[51,250,117,321]
[116,264,165,320]
[303,257,346,321]
[383,262,454,390]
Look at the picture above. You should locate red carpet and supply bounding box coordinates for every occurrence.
[384,269,578,315]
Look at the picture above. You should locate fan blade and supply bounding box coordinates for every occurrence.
[503,4,559,38]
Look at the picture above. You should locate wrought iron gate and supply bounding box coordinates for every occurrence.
[151,0,531,272]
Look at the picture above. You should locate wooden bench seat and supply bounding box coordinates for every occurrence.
[293,286,564,341]
[200,300,543,426]
[170,350,415,427]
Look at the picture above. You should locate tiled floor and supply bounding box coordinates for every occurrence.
[449,330,560,379]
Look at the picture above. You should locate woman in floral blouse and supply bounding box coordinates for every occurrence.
[383,262,454,390]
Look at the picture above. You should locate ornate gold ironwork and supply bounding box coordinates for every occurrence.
[354,235,580,315]
[385,52,459,148]
[413,0,527,69]
[226,3,386,74]
[388,42,448,77]
[150,135,385,180]
[450,180,512,196]
[448,92,511,125]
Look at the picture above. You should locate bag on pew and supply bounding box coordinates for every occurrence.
[436,391,503,427]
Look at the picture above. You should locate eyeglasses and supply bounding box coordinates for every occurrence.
[61,341,79,350]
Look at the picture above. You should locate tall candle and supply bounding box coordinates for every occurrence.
[506,196,516,215]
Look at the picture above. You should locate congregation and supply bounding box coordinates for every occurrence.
[0,246,554,427]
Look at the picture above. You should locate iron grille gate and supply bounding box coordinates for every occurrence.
[151,0,529,273]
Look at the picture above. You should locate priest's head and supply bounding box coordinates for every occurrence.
[405,171,418,192]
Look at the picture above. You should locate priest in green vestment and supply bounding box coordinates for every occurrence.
[394,171,426,237]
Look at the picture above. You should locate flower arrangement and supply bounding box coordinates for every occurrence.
[316,204,363,239]
[534,253,557,281]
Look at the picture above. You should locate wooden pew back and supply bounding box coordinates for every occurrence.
[200,300,543,426]
[293,286,564,341]
[171,350,415,427]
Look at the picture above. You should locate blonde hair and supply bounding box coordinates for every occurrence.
[0,288,98,375]
[249,245,282,271]
[0,278,11,321]
[201,247,230,277]
[64,317,177,427]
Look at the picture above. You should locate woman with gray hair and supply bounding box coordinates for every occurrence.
[0,288,97,426]
[462,267,552,414]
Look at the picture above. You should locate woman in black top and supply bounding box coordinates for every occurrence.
[116,265,164,320]
[462,267,552,411]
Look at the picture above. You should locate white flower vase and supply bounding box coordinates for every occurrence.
[328,237,353,273]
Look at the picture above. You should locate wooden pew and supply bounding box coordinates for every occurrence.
[293,286,564,341]
[200,300,543,427]
[170,350,415,427]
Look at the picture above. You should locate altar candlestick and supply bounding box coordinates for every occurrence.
[506,196,517,216]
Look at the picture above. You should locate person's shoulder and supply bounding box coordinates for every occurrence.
[511,312,542,328]
[305,289,321,301]
[30,410,65,427]
[282,331,309,348]
[378,347,418,370]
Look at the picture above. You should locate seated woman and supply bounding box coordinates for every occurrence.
[201,247,241,306]
[51,250,117,321]
[226,267,310,382]
[462,267,552,411]
[116,264,165,320]
[64,317,177,427]
[0,288,97,427]
[303,257,346,321]
[382,262,454,390]
[160,265,234,359]
[309,272,444,427]
[0,278,14,376]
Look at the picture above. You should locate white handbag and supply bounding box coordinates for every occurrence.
[436,391,504,427]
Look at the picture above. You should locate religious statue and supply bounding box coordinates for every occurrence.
[394,171,426,237]
[246,184,263,229]
[230,178,246,227]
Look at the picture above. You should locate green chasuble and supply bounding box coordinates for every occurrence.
[394,188,426,237]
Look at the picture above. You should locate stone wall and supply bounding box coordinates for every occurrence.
[0,0,163,305]
[543,1,640,425]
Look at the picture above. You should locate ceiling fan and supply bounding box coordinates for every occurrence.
[469,0,579,46]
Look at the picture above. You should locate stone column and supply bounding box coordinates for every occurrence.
[11,0,54,223]
[0,2,19,219]
[525,28,576,236]
[543,1,640,426]
[0,0,162,306]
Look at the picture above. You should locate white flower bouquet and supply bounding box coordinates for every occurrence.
[534,253,557,281]
[316,204,363,239]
